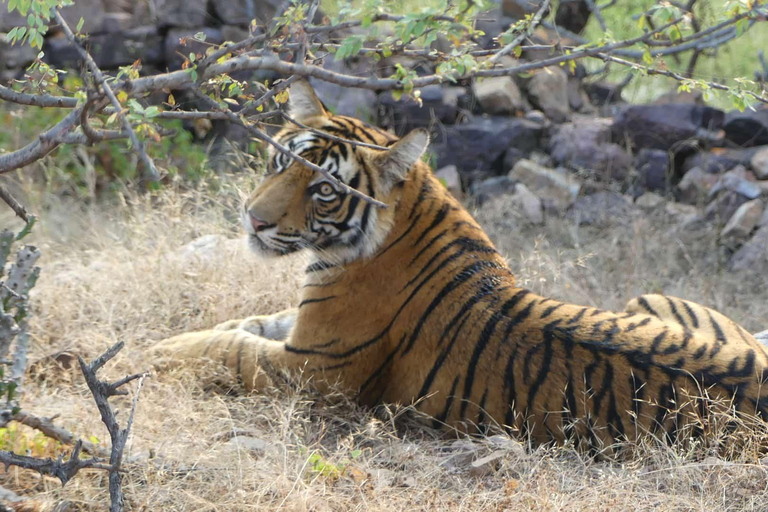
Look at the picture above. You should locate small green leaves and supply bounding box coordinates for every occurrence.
[334,35,364,61]
[76,16,84,32]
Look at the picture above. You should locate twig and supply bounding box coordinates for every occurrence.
[0,84,78,108]
[281,112,389,150]
[193,91,388,208]
[489,0,551,64]
[78,341,149,512]
[0,184,29,223]
[52,10,160,182]
[13,411,106,457]
[0,440,112,486]
[584,0,608,32]
[595,52,768,105]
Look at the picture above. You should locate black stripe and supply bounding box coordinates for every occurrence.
[567,307,588,325]
[679,300,700,328]
[637,296,660,318]
[298,296,337,307]
[665,297,688,328]
[541,303,563,319]
[433,376,460,428]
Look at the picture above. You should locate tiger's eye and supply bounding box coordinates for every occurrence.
[320,183,334,196]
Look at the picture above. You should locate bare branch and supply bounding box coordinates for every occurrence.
[584,0,608,32]
[490,0,551,64]
[53,9,159,182]
[281,112,389,150]
[0,440,112,486]
[13,411,107,457]
[0,184,30,223]
[0,84,79,108]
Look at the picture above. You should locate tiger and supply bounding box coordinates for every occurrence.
[151,80,768,451]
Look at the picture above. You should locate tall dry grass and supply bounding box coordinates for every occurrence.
[1,177,768,511]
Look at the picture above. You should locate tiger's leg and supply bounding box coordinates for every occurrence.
[150,325,341,393]
[213,308,297,341]
[625,294,758,345]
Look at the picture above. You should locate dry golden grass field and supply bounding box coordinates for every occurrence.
[2,176,768,511]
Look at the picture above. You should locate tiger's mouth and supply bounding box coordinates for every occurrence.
[247,232,302,257]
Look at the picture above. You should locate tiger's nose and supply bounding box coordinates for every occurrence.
[249,212,269,232]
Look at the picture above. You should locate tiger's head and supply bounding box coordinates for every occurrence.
[243,80,430,263]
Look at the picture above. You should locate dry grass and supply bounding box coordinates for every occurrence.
[2,177,768,511]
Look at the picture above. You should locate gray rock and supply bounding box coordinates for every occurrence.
[211,0,283,26]
[682,147,762,175]
[501,0,549,18]
[525,66,570,123]
[635,192,665,211]
[634,148,670,192]
[435,165,463,201]
[225,436,268,453]
[709,166,762,200]
[721,199,763,241]
[724,105,768,147]
[469,450,506,477]
[312,58,377,119]
[704,191,749,224]
[612,103,725,151]
[469,176,517,206]
[89,26,164,68]
[509,159,580,211]
[155,0,207,27]
[677,167,719,204]
[432,117,543,176]
[472,76,529,115]
[510,183,544,225]
[0,32,36,70]
[164,27,223,70]
[379,85,463,135]
[750,147,768,180]
[549,118,631,181]
[729,225,768,272]
[567,191,632,227]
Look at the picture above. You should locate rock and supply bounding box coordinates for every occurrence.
[612,104,725,151]
[677,167,719,204]
[704,191,749,224]
[587,81,625,105]
[729,225,768,271]
[721,199,764,241]
[724,105,768,147]
[525,110,548,124]
[472,76,528,115]
[210,0,284,26]
[379,85,463,135]
[634,148,670,192]
[755,330,768,347]
[101,12,133,32]
[653,90,704,105]
[751,147,768,180]
[0,32,36,70]
[469,450,506,477]
[555,0,591,34]
[682,147,762,175]
[509,160,580,211]
[567,191,633,227]
[469,176,518,206]
[501,0,549,18]
[510,183,544,225]
[709,166,762,201]
[164,27,223,70]
[180,234,243,264]
[88,26,164,68]
[567,76,592,113]
[548,118,632,181]
[155,0,207,27]
[432,117,544,176]
[525,66,570,123]
[225,436,268,453]
[435,165,463,200]
[666,201,698,218]
[635,192,665,211]
[760,207,768,228]
[312,58,377,119]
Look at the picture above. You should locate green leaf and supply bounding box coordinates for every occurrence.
[642,49,653,65]
[27,13,34,27]
[194,31,206,41]
[76,17,84,32]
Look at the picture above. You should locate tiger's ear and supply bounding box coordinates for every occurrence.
[289,80,327,122]
[376,128,430,186]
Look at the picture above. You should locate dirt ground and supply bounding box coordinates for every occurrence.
[2,177,768,511]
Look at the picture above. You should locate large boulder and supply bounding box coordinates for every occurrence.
[524,66,570,123]
[469,176,518,206]
[677,167,719,204]
[89,26,164,68]
[682,147,762,175]
[432,117,544,177]
[472,76,529,116]
[311,57,377,120]
[548,118,632,181]
[634,148,670,192]
[155,0,207,28]
[721,199,764,242]
[751,147,768,180]
[509,159,580,211]
[724,106,768,147]
[379,85,465,135]
[210,0,283,26]
[567,191,633,227]
[729,225,768,271]
[612,103,725,151]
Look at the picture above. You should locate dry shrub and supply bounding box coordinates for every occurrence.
[1,179,767,511]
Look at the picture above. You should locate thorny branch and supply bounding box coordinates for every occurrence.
[0,0,765,210]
